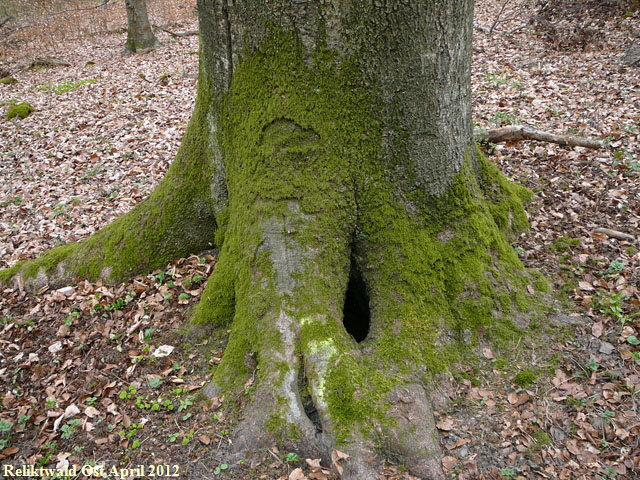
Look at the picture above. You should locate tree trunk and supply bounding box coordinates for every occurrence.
[1,1,547,478]
[124,0,159,54]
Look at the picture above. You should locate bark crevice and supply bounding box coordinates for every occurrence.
[298,366,323,434]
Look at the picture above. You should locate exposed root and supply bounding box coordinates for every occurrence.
[0,97,219,291]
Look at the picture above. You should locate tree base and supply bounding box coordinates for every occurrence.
[187,142,547,478]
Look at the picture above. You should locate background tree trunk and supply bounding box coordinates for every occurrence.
[124,0,159,53]
[0,1,547,478]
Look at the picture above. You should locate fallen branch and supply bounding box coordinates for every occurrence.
[0,16,11,28]
[489,0,513,34]
[474,23,491,33]
[29,56,71,68]
[475,125,603,149]
[155,25,198,37]
[593,228,636,242]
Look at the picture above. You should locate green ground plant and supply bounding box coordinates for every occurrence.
[36,78,96,94]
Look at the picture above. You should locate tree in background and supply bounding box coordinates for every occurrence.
[1,1,548,477]
[124,0,158,53]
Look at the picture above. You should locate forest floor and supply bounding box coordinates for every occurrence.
[1,1,639,479]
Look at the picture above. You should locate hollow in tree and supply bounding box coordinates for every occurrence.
[0,1,548,478]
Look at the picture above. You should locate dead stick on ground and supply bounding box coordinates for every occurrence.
[475,126,604,149]
[155,25,198,37]
[593,228,637,242]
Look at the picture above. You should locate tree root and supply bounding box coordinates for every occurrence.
[0,98,219,290]
[192,199,456,478]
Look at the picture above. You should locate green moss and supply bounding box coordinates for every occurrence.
[0,77,17,85]
[552,236,580,252]
[0,263,22,284]
[530,269,552,293]
[265,410,302,443]
[530,429,552,451]
[20,243,74,280]
[190,30,372,393]
[354,148,545,377]
[6,102,33,119]
[513,369,537,387]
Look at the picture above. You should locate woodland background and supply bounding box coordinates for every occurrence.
[0,0,639,479]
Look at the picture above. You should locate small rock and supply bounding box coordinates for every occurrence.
[56,286,75,296]
[549,426,566,443]
[599,341,615,355]
[152,344,174,357]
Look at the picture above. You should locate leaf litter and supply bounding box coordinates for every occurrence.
[1,0,639,478]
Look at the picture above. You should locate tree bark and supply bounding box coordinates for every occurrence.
[1,1,547,478]
[124,0,159,54]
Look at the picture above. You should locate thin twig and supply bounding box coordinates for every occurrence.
[46,0,112,18]
[155,25,198,37]
[490,0,513,34]
[267,448,284,464]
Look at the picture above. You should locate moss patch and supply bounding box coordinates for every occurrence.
[6,102,33,119]
[513,369,537,387]
[0,76,17,85]
[552,236,580,252]
[529,429,552,453]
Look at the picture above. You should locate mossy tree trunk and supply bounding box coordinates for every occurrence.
[0,1,546,478]
[124,0,159,54]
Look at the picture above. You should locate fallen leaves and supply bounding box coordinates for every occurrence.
[330,449,349,476]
